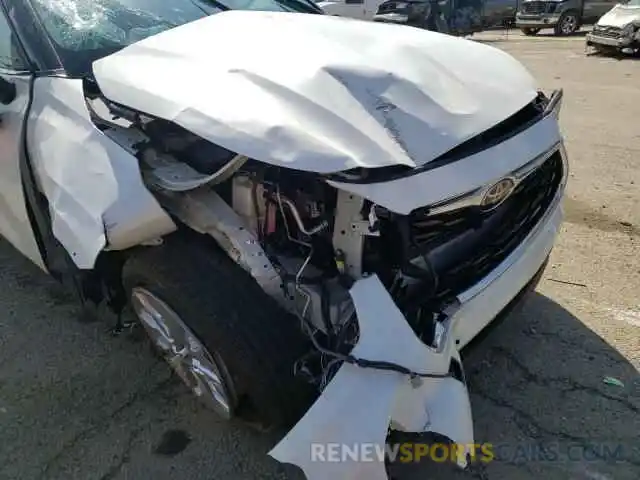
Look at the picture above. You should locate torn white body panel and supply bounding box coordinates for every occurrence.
[92,11,538,174]
[269,275,473,480]
[271,363,401,480]
[390,349,473,447]
[596,5,640,28]
[27,77,176,268]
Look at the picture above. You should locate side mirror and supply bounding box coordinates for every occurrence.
[0,77,16,105]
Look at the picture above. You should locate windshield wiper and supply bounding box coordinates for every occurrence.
[197,0,231,11]
[273,0,324,13]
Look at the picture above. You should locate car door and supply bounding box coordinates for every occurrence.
[484,0,518,27]
[0,10,45,270]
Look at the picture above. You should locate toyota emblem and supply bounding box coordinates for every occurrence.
[480,178,516,210]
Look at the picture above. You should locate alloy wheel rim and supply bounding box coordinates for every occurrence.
[562,16,577,34]
[131,287,233,419]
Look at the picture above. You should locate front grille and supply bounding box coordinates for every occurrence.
[593,26,622,39]
[521,1,548,14]
[407,151,563,301]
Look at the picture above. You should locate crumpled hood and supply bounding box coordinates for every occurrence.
[92,10,538,174]
[597,5,640,28]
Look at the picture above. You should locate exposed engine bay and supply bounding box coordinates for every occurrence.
[125,114,453,389]
[86,84,563,393]
[71,67,566,479]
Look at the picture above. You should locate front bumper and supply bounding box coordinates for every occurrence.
[463,254,548,354]
[270,145,567,479]
[516,14,561,28]
[389,143,566,426]
[451,159,564,349]
[586,32,633,48]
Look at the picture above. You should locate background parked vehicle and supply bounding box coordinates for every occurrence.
[485,0,520,26]
[372,0,517,34]
[516,0,618,36]
[319,0,516,24]
[315,0,383,19]
[586,0,640,54]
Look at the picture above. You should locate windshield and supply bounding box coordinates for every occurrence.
[626,0,640,6]
[30,0,320,76]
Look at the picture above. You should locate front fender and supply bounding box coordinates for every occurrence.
[27,77,175,268]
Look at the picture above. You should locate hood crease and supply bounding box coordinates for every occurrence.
[92,10,538,173]
[597,5,640,28]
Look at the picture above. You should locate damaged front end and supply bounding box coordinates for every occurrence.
[49,11,569,480]
[87,97,478,477]
[270,275,474,479]
[80,84,565,480]
[586,3,640,54]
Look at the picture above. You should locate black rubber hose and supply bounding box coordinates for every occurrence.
[304,318,452,380]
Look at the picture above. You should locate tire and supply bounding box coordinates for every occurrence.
[521,27,540,36]
[554,11,579,36]
[122,233,316,428]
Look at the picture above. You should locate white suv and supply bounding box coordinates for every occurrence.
[0,1,565,478]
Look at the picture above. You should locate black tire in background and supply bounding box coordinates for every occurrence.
[122,233,316,429]
[554,11,580,36]
[521,27,541,36]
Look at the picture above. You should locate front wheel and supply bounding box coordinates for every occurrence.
[521,27,541,36]
[554,12,580,36]
[122,233,316,428]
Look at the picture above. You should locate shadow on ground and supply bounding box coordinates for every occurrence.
[585,50,640,61]
[389,292,639,480]
[537,31,588,38]
[472,29,587,43]
[0,239,637,480]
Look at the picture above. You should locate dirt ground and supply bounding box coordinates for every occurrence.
[0,30,638,480]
